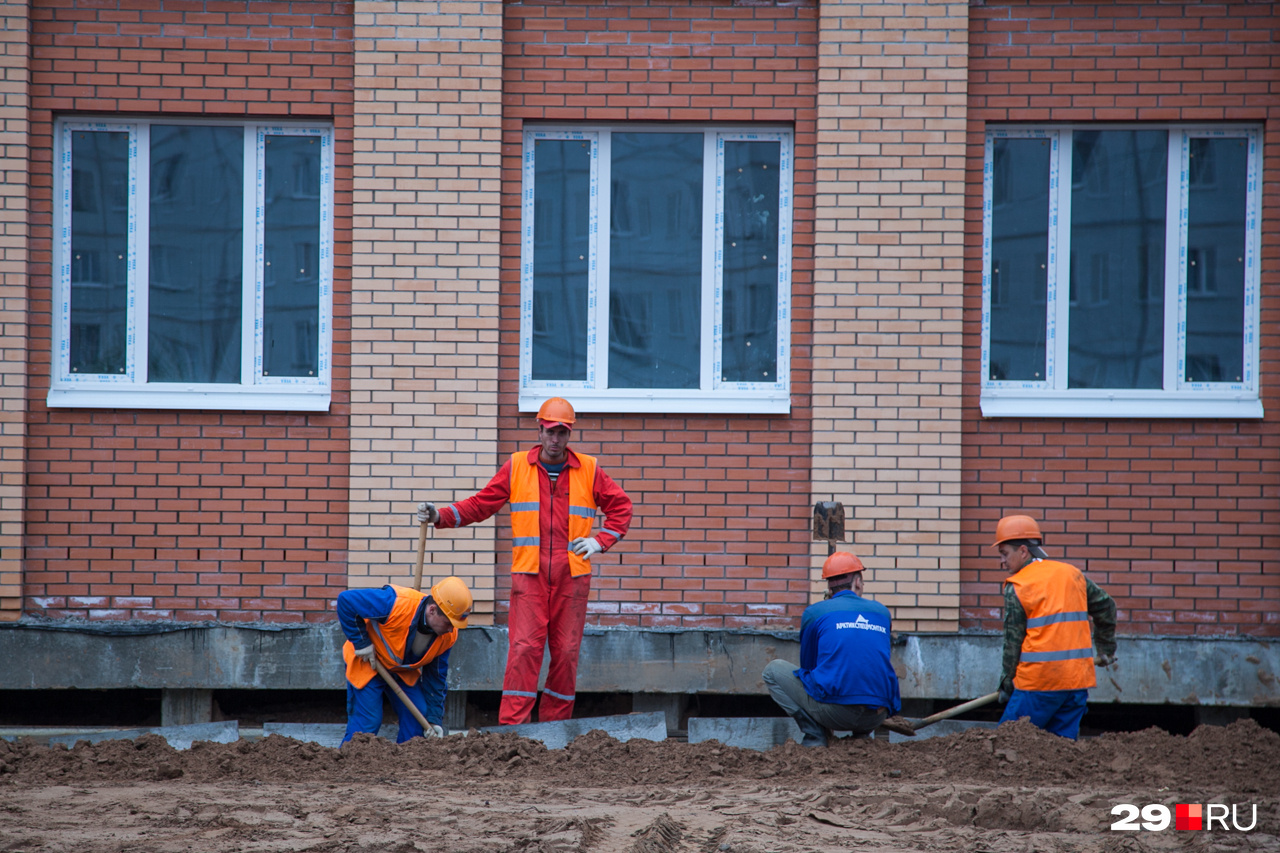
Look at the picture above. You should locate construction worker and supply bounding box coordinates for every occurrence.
[762,552,901,747]
[417,397,632,725]
[994,514,1117,740]
[337,576,473,744]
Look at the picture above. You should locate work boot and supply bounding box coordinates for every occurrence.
[793,710,828,747]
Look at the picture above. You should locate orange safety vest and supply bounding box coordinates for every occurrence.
[1005,560,1097,692]
[509,450,598,577]
[343,584,457,689]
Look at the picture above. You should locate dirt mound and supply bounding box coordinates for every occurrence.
[2,718,1276,793]
[1,719,1277,853]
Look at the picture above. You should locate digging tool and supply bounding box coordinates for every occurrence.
[412,516,429,592]
[909,691,1000,734]
[370,656,441,738]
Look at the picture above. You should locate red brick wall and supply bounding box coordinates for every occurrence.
[961,0,1280,637]
[498,0,819,628]
[25,0,354,623]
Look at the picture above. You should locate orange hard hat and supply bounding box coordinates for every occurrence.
[429,576,473,630]
[992,515,1043,548]
[536,397,576,430]
[821,551,865,580]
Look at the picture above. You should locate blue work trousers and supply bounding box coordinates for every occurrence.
[999,688,1089,740]
[343,674,432,744]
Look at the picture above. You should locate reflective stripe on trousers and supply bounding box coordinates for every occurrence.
[499,561,590,725]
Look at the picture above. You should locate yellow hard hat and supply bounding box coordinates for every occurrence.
[821,551,865,580]
[536,397,576,430]
[429,576,473,630]
[992,515,1043,548]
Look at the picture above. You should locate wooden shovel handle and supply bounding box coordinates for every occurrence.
[371,657,438,737]
[911,691,1000,732]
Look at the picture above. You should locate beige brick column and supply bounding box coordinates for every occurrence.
[811,0,969,631]
[0,0,28,622]
[348,1,504,620]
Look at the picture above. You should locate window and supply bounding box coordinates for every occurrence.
[520,126,793,413]
[50,118,334,411]
[981,126,1262,418]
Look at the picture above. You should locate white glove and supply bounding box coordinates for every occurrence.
[353,643,376,664]
[417,502,439,525]
[569,537,603,558]
[426,723,444,739]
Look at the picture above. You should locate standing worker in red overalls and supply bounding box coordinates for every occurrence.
[418,398,633,725]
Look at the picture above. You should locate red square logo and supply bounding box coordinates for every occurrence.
[1176,804,1202,830]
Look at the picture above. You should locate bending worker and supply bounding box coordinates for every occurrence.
[762,552,901,747]
[337,576,473,744]
[994,514,1117,740]
[418,397,632,725]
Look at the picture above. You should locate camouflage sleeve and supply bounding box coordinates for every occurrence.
[1000,583,1026,694]
[1086,577,1117,657]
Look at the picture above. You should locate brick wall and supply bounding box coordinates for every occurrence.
[345,0,505,620]
[810,0,970,632]
[23,0,354,622]
[0,0,30,621]
[499,0,820,628]
[961,0,1280,637]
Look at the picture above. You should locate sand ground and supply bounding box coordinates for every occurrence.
[1,718,1277,852]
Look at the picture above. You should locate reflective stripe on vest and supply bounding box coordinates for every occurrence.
[343,584,457,689]
[1006,560,1096,692]
[508,450,599,576]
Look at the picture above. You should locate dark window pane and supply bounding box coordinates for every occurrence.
[1185,137,1247,383]
[721,141,779,384]
[988,137,1050,382]
[609,133,702,389]
[531,139,591,381]
[263,134,320,378]
[1068,130,1167,389]
[70,131,129,375]
[148,125,243,384]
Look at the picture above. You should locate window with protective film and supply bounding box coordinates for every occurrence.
[981,126,1261,419]
[50,118,334,411]
[520,126,793,414]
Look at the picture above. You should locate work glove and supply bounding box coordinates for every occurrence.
[568,537,603,559]
[417,502,439,525]
[1095,652,1116,668]
[426,723,445,739]
[997,679,1013,704]
[353,643,376,665]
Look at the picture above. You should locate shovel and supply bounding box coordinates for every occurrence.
[370,657,441,738]
[881,691,1000,737]
[363,508,441,740]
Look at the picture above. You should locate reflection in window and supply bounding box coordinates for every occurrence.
[1068,130,1166,390]
[263,134,321,378]
[722,141,779,383]
[1185,137,1246,383]
[608,132,702,390]
[69,131,129,375]
[988,137,1050,382]
[531,139,591,382]
[148,125,244,384]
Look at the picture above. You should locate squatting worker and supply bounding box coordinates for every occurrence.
[762,552,901,747]
[417,397,633,725]
[994,514,1118,740]
[337,576,473,744]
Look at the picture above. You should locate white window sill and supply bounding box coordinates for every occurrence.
[519,389,790,415]
[47,386,331,412]
[981,390,1263,419]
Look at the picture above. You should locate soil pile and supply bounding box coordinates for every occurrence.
[1,719,1276,852]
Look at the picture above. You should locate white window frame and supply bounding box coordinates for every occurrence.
[519,125,793,414]
[49,117,335,411]
[981,125,1263,419]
